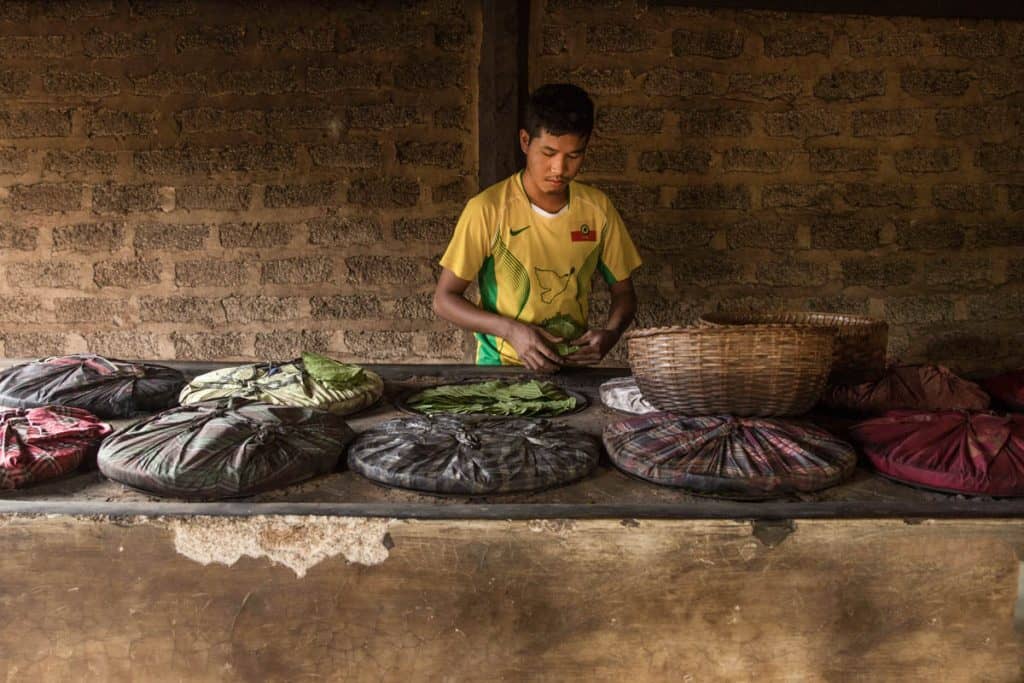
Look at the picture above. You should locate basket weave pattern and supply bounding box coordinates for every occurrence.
[626,325,834,417]
[699,311,888,385]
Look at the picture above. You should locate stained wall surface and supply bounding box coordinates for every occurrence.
[0,0,478,363]
[536,1,1024,373]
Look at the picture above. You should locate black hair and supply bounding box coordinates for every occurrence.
[522,83,594,140]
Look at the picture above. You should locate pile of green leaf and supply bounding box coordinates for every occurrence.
[406,379,578,416]
[542,314,585,356]
[301,351,366,389]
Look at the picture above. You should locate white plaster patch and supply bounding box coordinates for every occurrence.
[170,515,394,578]
[527,519,577,536]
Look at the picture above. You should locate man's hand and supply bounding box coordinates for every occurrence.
[506,323,564,373]
[563,328,620,366]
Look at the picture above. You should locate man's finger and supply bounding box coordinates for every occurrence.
[535,343,563,364]
[535,327,564,343]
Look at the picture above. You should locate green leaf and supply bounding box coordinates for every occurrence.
[407,380,577,416]
[301,352,365,388]
[541,314,586,357]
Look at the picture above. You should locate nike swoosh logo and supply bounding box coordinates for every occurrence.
[510,226,530,236]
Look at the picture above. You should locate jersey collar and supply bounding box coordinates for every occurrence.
[517,170,570,213]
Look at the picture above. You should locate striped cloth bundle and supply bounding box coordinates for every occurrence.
[98,399,354,500]
[0,354,185,418]
[604,413,857,499]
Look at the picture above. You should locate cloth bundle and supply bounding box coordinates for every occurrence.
[850,410,1024,496]
[603,413,857,499]
[980,370,1024,412]
[348,415,600,494]
[821,365,990,415]
[98,400,354,499]
[598,376,656,415]
[180,352,382,416]
[404,379,577,417]
[0,406,112,489]
[0,354,185,418]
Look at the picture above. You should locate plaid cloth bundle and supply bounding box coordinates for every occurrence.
[98,399,354,500]
[0,354,184,418]
[850,410,1024,496]
[0,406,112,489]
[348,415,601,494]
[604,413,856,499]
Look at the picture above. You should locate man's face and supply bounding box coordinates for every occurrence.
[519,128,588,198]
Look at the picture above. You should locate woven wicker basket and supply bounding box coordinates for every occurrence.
[700,311,888,385]
[626,325,834,417]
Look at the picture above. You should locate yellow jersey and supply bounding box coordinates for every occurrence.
[439,172,643,365]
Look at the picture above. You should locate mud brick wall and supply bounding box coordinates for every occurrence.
[0,0,477,363]
[537,1,1024,374]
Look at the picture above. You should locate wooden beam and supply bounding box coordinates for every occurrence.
[478,0,529,190]
[649,0,1024,20]
[3,499,1024,520]
[2,517,1022,679]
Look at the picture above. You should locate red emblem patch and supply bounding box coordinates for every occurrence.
[571,224,595,242]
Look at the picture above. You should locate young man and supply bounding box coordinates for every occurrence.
[433,83,642,373]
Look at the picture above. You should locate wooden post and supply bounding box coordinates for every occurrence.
[478,0,529,190]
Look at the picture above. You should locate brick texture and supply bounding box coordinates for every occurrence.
[0,2,1017,373]
[0,1,469,364]
[535,3,1024,372]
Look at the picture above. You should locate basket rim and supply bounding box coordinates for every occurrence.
[700,310,887,330]
[624,324,836,342]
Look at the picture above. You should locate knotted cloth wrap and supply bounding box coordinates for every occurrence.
[821,365,989,415]
[348,415,600,494]
[850,410,1024,496]
[604,413,857,499]
[0,406,112,489]
[0,354,185,418]
[180,353,382,417]
[98,399,354,499]
[598,376,656,415]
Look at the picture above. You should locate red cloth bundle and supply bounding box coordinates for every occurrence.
[0,406,112,489]
[821,365,989,415]
[850,410,1024,496]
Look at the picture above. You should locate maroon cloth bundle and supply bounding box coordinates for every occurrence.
[850,410,1024,496]
[980,370,1024,412]
[821,365,990,415]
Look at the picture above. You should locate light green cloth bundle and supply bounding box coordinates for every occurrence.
[179,352,383,416]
